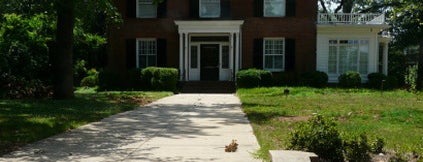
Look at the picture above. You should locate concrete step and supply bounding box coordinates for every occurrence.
[269,150,319,162]
[180,81,236,93]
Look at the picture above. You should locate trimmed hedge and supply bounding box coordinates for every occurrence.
[98,70,120,91]
[127,68,143,90]
[367,73,399,90]
[300,71,328,88]
[141,67,178,91]
[236,69,272,88]
[338,71,362,88]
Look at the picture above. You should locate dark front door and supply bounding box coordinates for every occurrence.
[200,44,219,81]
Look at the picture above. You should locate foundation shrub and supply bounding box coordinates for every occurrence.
[339,71,362,88]
[236,69,272,88]
[98,69,120,91]
[141,67,178,91]
[299,71,328,88]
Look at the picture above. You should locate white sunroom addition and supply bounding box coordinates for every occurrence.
[316,13,391,83]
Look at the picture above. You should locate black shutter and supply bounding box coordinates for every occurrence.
[157,39,167,67]
[286,0,296,17]
[254,0,264,17]
[157,0,167,18]
[285,38,296,70]
[190,0,199,19]
[221,0,231,18]
[253,38,264,69]
[126,39,137,69]
[127,0,136,18]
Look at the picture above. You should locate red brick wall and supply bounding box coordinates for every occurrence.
[108,0,317,79]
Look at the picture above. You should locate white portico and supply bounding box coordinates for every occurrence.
[175,20,244,81]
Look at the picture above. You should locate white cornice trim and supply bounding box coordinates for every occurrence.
[175,20,244,33]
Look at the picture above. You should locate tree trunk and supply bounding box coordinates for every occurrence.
[52,0,75,99]
[417,40,423,90]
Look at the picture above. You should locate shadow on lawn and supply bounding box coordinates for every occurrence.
[0,93,140,155]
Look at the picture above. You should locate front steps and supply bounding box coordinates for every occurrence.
[180,81,236,93]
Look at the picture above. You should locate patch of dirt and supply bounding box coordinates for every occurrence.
[276,116,311,122]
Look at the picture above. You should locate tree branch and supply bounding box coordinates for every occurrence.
[319,0,328,13]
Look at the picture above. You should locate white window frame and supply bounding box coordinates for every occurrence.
[264,0,286,17]
[199,0,221,18]
[136,0,157,18]
[136,38,157,68]
[328,39,370,75]
[263,38,285,72]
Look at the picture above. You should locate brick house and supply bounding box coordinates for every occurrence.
[108,0,389,86]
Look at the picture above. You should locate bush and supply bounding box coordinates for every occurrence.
[127,68,143,90]
[288,115,344,161]
[339,71,362,88]
[98,70,120,91]
[141,67,178,91]
[0,73,52,99]
[300,71,328,88]
[272,72,289,86]
[405,65,418,91]
[80,68,99,87]
[343,134,372,162]
[236,69,272,88]
[367,73,387,89]
[371,137,385,154]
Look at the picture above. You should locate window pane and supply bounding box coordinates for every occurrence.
[264,0,285,17]
[274,55,284,69]
[348,46,358,72]
[140,56,147,68]
[328,46,337,74]
[222,46,229,69]
[265,56,273,69]
[191,46,198,68]
[200,0,220,18]
[359,45,369,74]
[339,46,348,74]
[138,0,157,18]
[147,55,156,67]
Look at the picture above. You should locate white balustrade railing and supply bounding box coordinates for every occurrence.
[318,13,385,25]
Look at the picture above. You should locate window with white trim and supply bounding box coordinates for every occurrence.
[328,39,369,75]
[200,0,220,18]
[137,0,157,18]
[137,39,157,68]
[264,38,285,71]
[264,0,286,17]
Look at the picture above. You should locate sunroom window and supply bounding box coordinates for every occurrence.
[328,39,369,75]
[137,0,157,18]
[264,38,285,71]
[200,0,221,18]
[137,39,157,68]
[264,0,286,17]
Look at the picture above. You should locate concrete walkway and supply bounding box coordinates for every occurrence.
[1,94,261,162]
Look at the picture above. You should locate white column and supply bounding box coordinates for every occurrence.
[383,42,389,75]
[230,33,234,81]
[235,32,240,75]
[179,33,183,80]
[184,33,189,81]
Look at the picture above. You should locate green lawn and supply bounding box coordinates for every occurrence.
[237,87,423,160]
[0,88,172,155]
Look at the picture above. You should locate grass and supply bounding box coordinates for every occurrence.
[0,87,172,155]
[237,87,423,161]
